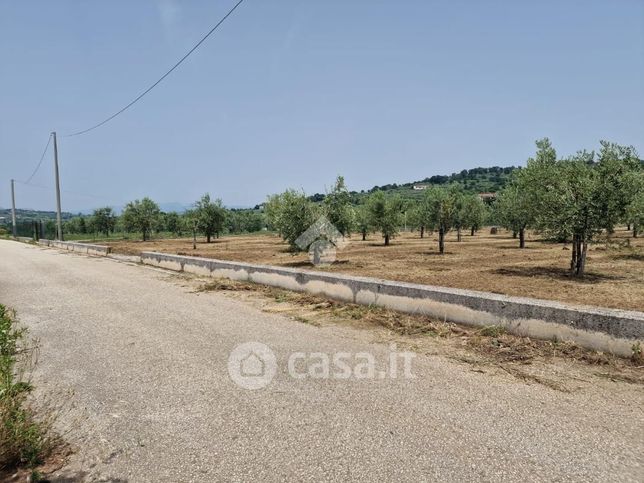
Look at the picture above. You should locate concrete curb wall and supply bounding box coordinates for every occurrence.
[15,236,34,243]
[39,239,111,256]
[141,251,643,357]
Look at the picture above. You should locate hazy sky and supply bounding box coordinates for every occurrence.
[1,0,643,212]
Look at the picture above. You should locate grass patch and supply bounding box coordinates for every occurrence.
[0,304,55,477]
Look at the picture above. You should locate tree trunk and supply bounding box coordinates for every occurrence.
[142,229,147,242]
[362,229,366,241]
[457,227,462,242]
[512,231,517,239]
[634,225,638,238]
[470,226,475,236]
[570,234,578,273]
[384,234,390,246]
[627,223,631,231]
[438,227,445,254]
[207,234,211,243]
[420,226,425,239]
[193,228,197,249]
[570,234,587,276]
[578,239,588,276]
[519,227,525,249]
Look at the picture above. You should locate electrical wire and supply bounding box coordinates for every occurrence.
[14,179,123,203]
[65,0,245,137]
[21,133,52,184]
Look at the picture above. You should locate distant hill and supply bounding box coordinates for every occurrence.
[2,167,519,219]
[0,208,73,224]
[308,166,518,203]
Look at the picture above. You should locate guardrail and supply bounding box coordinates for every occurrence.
[140,251,644,357]
[38,239,111,256]
[15,236,34,243]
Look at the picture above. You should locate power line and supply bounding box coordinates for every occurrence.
[14,179,124,203]
[65,0,245,137]
[22,133,52,184]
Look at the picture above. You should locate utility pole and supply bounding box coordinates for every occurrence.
[52,131,63,240]
[10,179,17,238]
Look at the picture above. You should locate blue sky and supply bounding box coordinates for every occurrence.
[1,0,643,212]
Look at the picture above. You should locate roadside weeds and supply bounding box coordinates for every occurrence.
[0,305,65,482]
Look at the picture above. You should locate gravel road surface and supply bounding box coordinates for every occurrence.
[0,240,642,482]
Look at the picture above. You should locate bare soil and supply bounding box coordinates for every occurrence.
[105,227,644,311]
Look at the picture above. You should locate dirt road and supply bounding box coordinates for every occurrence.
[0,240,642,482]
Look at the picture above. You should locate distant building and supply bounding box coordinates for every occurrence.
[412,184,429,190]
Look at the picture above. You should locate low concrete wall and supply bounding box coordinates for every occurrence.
[15,236,34,243]
[40,239,111,256]
[141,251,643,357]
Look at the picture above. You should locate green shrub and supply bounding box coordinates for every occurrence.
[0,305,51,470]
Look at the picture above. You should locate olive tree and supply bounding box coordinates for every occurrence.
[595,141,642,234]
[366,191,403,246]
[521,138,642,276]
[422,185,460,254]
[323,175,355,236]
[494,183,533,248]
[462,195,487,237]
[122,197,161,241]
[182,209,199,249]
[450,187,468,242]
[354,204,371,241]
[625,172,644,237]
[92,207,116,237]
[194,194,227,242]
[407,202,427,238]
[227,210,265,234]
[165,211,182,237]
[265,189,318,250]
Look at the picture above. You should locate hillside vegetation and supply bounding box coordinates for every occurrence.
[308,166,517,203]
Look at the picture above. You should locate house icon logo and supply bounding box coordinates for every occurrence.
[228,342,277,390]
[240,351,265,377]
[295,216,348,266]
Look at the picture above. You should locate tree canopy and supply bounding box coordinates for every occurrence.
[122,197,160,241]
[366,191,404,246]
[194,194,227,243]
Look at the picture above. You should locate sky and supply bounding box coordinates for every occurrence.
[1,0,643,212]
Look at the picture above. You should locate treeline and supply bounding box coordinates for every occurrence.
[266,139,643,276]
[305,165,518,203]
[266,176,488,251]
[62,194,265,241]
[43,138,644,277]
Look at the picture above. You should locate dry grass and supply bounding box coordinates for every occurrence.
[108,227,644,311]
